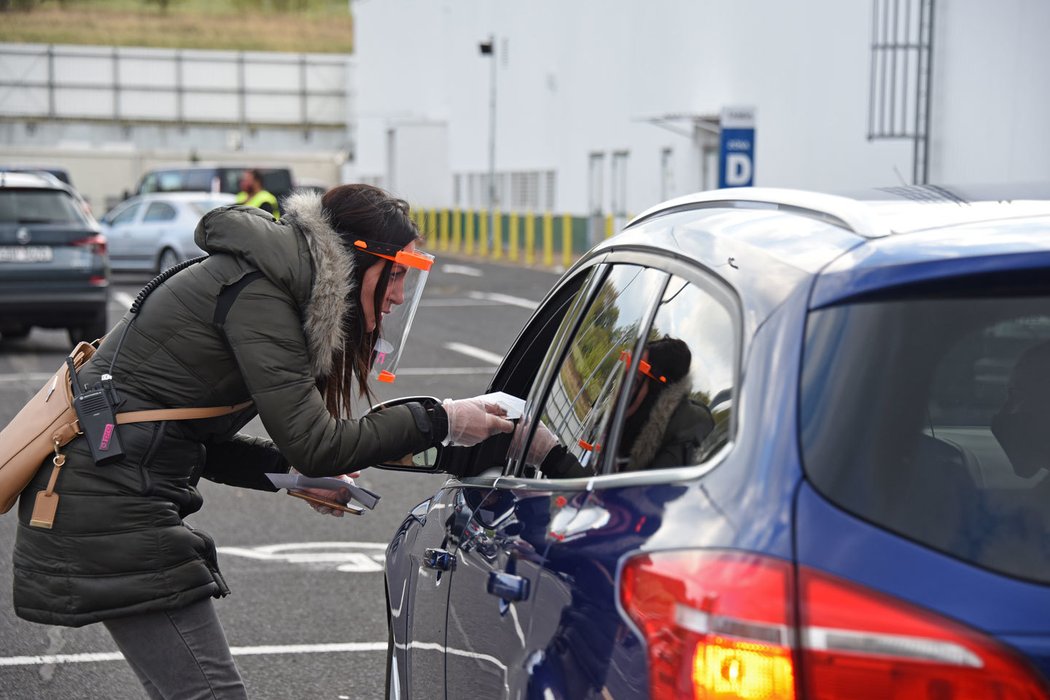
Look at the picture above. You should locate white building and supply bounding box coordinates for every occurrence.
[351,0,1050,223]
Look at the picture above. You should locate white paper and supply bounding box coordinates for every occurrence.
[266,473,381,510]
[478,391,526,420]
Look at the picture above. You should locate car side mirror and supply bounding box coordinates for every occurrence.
[367,396,443,473]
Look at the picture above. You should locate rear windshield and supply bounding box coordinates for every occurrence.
[0,189,86,224]
[801,293,1050,584]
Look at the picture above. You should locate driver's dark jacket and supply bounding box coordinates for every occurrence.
[12,193,439,627]
[542,378,714,479]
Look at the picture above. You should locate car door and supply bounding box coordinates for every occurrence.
[387,483,490,700]
[442,253,741,698]
[510,266,739,698]
[134,201,178,267]
[103,201,143,269]
[442,262,682,698]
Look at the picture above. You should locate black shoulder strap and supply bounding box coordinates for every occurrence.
[213,270,266,326]
[107,255,209,375]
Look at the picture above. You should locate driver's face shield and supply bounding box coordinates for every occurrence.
[354,239,434,383]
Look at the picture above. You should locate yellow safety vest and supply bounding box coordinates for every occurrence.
[236,190,280,220]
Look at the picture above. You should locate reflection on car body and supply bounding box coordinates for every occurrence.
[376,185,1050,699]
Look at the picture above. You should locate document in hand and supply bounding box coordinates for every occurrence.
[265,473,382,510]
[477,391,525,420]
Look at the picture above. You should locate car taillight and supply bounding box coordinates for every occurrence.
[620,551,1050,700]
[800,568,1049,699]
[73,233,107,256]
[621,551,796,700]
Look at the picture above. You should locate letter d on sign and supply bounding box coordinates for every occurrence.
[718,106,756,188]
[724,153,753,187]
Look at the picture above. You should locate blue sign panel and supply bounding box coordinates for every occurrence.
[719,107,755,188]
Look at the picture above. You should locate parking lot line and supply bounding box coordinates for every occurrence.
[0,642,386,667]
[444,343,503,365]
[113,291,135,309]
[466,291,537,309]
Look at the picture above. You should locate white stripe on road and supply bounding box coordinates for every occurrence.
[444,343,503,365]
[0,643,386,667]
[113,291,135,309]
[420,298,501,307]
[466,291,537,309]
[440,264,483,277]
[0,372,52,384]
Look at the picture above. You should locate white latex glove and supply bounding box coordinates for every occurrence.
[442,397,515,447]
[290,468,360,518]
[511,419,560,466]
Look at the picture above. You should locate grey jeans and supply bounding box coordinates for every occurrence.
[103,597,247,700]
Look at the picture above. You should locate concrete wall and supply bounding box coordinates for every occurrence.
[352,0,1050,215]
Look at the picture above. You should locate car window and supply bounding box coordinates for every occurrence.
[110,203,141,226]
[801,293,1050,584]
[514,265,668,479]
[0,189,86,224]
[156,171,187,192]
[609,274,737,472]
[143,202,177,222]
[219,170,243,194]
[182,170,215,191]
[138,173,157,194]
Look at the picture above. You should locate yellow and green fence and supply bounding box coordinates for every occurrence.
[411,208,618,268]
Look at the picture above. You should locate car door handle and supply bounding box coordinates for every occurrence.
[423,548,456,571]
[487,571,530,602]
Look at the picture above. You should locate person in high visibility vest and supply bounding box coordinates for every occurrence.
[235,168,280,219]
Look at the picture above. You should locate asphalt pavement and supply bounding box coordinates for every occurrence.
[0,256,563,699]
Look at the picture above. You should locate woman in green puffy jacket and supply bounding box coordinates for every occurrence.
[12,184,512,698]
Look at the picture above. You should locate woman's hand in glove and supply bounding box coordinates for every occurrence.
[510,419,560,465]
[442,397,515,447]
[290,469,359,518]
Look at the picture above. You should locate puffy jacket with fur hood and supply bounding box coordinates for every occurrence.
[12,194,441,627]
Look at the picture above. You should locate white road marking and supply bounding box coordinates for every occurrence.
[466,291,538,309]
[0,643,386,667]
[445,342,503,365]
[113,291,135,309]
[420,298,501,307]
[217,541,387,572]
[441,264,483,277]
[0,372,52,384]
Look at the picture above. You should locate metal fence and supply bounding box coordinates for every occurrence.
[0,43,351,132]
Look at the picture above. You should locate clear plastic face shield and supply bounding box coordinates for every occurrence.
[353,239,434,384]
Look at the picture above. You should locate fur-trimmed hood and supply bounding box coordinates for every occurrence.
[281,192,356,378]
[627,377,692,468]
[195,192,356,378]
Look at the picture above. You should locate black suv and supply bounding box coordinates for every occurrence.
[0,172,109,344]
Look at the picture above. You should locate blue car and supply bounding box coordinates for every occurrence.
[378,186,1050,699]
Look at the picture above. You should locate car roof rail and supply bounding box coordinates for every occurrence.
[627,187,891,239]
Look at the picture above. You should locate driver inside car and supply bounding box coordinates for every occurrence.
[517,335,715,478]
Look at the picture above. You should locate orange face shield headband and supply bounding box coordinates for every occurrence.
[352,239,435,383]
[619,350,668,384]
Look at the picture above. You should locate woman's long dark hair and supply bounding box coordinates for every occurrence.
[320,184,422,418]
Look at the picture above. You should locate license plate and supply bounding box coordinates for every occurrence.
[0,246,53,263]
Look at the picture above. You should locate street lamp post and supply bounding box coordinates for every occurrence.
[479,36,497,251]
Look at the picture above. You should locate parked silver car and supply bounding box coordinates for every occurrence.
[100,192,236,273]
